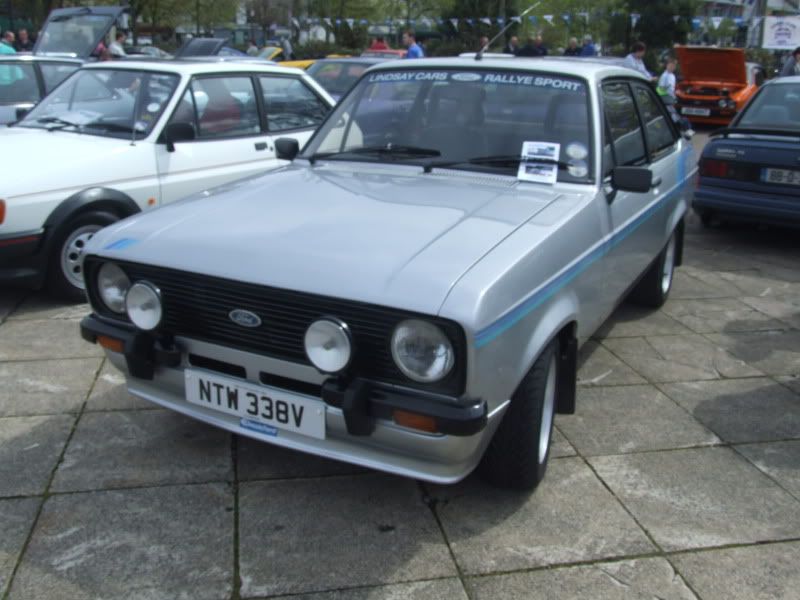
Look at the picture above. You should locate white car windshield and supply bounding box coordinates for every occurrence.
[302,68,593,183]
[19,68,180,139]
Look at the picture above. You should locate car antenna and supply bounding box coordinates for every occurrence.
[476,1,541,61]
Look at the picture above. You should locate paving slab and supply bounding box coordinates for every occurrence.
[740,294,800,329]
[238,474,456,597]
[431,457,654,575]
[550,427,576,458]
[0,498,40,597]
[661,297,785,334]
[590,447,800,551]
[0,358,101,417]
[237,435,367,481]
[84,361,154,412]
[6,295,91,322]
[265,579,469,600]
[0,319,102,361]
[8,484,233,600]
[576,341,646,387]
[51,409,232,492]
[672,541,800,600]
[736,441,800,500]
[0,415,75,497]
[557,385,719,456]
[594,305,691,339]
[716,268,800,297]
[0,291,26,324]
[602,334,761,383]
[658,379,800,444]
[705,330,800,376]
[668,270,740,300]
[467,557,698,600]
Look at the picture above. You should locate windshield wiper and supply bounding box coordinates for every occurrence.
[308,144,441,165]
[423,154,571,173]
[35,116,83,131]
[84,121,139,134]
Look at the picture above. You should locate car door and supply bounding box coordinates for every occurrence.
[600,79,680,304]
[258,73,330,149]
[155,73,275,205]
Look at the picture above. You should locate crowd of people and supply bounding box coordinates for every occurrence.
[0,28,35,54]
[492,33,597,57]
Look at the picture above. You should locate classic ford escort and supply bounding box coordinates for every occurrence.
[80,57,696,490]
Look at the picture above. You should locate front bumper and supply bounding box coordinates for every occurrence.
[0,229,47,287]
[695,184,800,227]
[81,314,497,483]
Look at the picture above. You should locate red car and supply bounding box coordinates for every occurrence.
[675,46,766,126]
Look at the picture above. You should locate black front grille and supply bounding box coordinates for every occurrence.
[85,258,465,396]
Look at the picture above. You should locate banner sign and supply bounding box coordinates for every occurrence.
[763,16,800,49]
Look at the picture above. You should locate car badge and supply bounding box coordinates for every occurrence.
[229,309,262,328]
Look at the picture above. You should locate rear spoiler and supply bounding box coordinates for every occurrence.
[711,127,800,140]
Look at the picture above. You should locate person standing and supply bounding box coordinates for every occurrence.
[580,34,596,57]
[0,31,16,54]
[281,36,293,60]
[503,35,519,55]
[108,31,127,58]
[624,41,655,81]
[780,47,800,77]
[658,57,693,134]
[14,28,34,52]
[478,35,489,51]
[403,30,424,58]
[246,39,259,56]
[369,36,389,50]
[564,37,581,56]
[518,34,547,57]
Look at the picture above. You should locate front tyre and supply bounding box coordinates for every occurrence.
[47,211,118,302]
[478,340,558,491]
[629,231,677,308]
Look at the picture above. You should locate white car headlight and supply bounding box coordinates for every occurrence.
[305,318,352,373]
[391,319,454,383]
[97,263,130,313]
[125,282,162,331]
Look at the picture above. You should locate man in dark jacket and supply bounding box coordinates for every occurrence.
[780,47,800,77]
[518,35,547,57]
[14,29,34,52]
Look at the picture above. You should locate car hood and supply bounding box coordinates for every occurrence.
[676,46,747,86]
[0,128,145,198]
[89,163,559,315]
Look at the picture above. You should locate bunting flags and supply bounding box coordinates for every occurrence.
[630,13,640,29]
[711,16,723,30]
[543,15,554,25]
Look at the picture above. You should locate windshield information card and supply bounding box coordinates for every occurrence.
[518,141,560,184]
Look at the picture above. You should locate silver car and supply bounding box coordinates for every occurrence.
[79,58,696,490]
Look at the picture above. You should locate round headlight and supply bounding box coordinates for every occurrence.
[391,320,454,383]
[125,282,162,331]
[305,318,352,373]
[718,99,727,108]
[97,263,130,313]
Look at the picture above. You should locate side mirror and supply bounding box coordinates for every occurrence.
[275,137,300,160]
[15,106,31,121]
[611,166,653,193]
[163,122,195,152]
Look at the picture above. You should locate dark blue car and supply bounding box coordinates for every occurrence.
[695,75,800,227]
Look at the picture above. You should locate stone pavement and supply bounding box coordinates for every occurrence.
[1,216,799,600]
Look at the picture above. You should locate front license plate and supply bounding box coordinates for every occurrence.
[185,370,325,439]
[682,107,711,116]
[762,168,800,186]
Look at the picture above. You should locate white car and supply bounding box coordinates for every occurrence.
[0,59,334,300]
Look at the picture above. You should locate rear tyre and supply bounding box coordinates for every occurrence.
[629,231,677,308]
[47,211,118,303]
[478,340,558,491]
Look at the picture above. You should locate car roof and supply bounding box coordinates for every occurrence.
[366,56,649,83]
[81,58,304,77]
[765,74,800,85]
[310,57,388,65]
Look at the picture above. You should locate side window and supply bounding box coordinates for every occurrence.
[169,87,198,131]
[40,63,79,93]
[633,84,676,160]
[0,62,39,102]
[602,82,646,168]
[192,76,260,139]
[259,76,329,132]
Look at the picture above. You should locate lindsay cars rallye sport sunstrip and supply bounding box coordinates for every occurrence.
[0,59,333,300]
[79,58,696,490]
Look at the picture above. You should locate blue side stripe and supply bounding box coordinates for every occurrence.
[474,184,682,349]
[103,238,139,251]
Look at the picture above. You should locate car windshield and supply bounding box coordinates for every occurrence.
[0,62,39,104]
[36,13,114,56]
[307,61,371,96]
[19,68,180,139]
[302,68,593,183]
[737,83,800,131]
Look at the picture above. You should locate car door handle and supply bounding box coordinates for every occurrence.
[254,142,268,151]
[651,176,662,188]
